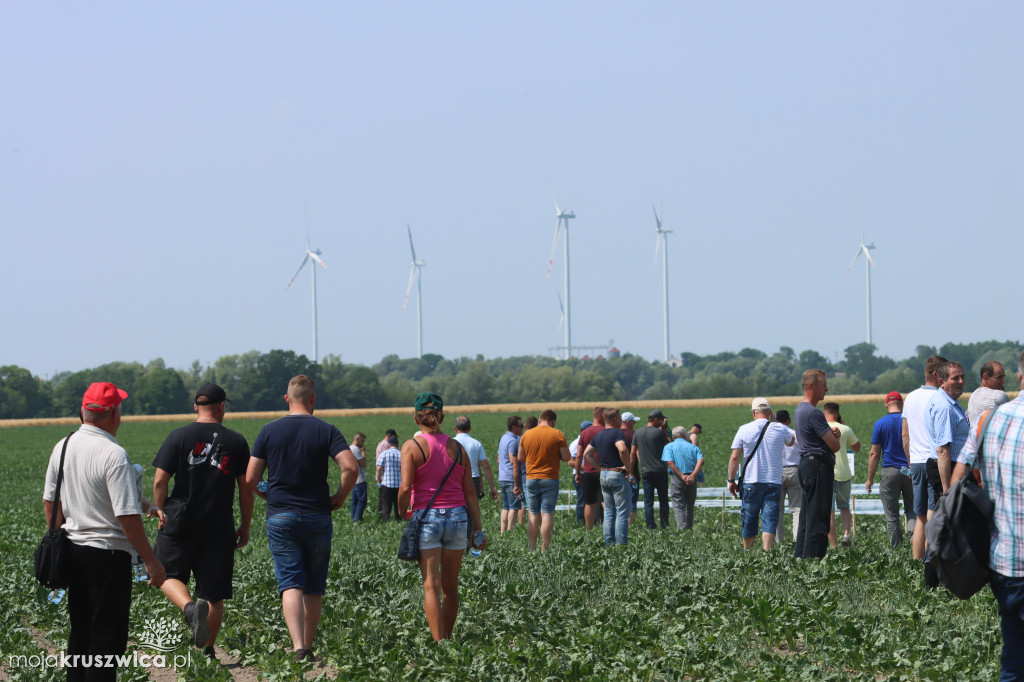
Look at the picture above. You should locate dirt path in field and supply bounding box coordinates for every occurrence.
[4,392,986,428]
[0,624,338,681]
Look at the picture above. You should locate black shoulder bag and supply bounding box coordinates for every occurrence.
[737,422,772,501]
[35,432,76,589]
[163,432,218,536]
[398,440,463,562]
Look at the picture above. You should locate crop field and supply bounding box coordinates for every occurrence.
[0,402,1002,680]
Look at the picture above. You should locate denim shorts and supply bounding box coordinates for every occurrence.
[500,481,523,510]
[911,463,935,516]
[266,512,333,595]
[832,479,852,511]
[524,478,559,514]
[413,506,468,551]
[740,482,781,538]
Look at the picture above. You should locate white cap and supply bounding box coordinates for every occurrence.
[751,397,772,411]
[621,412,639,423]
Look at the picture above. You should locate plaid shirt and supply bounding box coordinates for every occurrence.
[377,447,402,488]
[959,396,1024,578]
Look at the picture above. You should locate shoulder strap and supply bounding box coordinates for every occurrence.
[968,408,998,472]
[739,421,772,482]
[50,432,76,531]
[419,438,462,515]
[411,438,428,465]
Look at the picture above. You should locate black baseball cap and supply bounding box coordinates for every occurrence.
[195,383,229,405]
[648,409,666,420]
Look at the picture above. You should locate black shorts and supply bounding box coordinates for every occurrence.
[154,531,235,602]
[582,472,602,504]
[925,458,944,500]
[472,476,484,498]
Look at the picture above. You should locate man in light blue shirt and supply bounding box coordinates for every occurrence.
[662,426,704,530]
[926,361,969,492]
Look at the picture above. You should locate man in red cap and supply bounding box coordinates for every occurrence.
[43,382,166,682]
[866,391,915,548]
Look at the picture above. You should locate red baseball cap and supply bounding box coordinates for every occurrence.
[885,391,903,403]
[82,382,128,412]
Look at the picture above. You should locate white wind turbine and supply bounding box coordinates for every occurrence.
[652,206,673,362]
[556,291,566,341]
[842,232,877,345]
[403,224,426,358]
[286,235,327,363]
[546,196,575,360]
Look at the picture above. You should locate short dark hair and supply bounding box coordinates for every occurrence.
[592,406,604,421]
[525,416,538,429]
[822,402,840,416]
[925,355,949,378]
[775,410,790,424]
[385,429,397,437]
[507,415,522,431]
[539,408,556,422]
[454,416,471,432]
[937,361,964,382]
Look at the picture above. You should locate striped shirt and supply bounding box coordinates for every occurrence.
[958,397,1024,578]
[377,447,402,488]
[731,419,792,485]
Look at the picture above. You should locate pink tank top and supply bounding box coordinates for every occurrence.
[411,433,467,510]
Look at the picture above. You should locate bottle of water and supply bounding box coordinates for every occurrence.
[470,531,486,557]
[900,466,912,477]
[47,589,66,605]
[257,480,269,494]
[133,557,148,582]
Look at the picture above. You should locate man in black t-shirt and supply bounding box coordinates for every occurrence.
[152,383,253,657]
[631,409,671,529]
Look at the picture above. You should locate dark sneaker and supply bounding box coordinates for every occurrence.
[204,646,217,661]
[841,534,852,548]
[184,600,210,648]
[292,649,308,662]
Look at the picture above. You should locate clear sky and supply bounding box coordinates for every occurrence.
[2,3,1021,378]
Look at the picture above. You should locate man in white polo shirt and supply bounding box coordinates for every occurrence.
[453,416,497,502]
[902,355,947,586]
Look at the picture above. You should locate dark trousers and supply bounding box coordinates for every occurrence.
[380,486,400,521]
[991,573,1024,681]
[350,481,368,521]
[642,471,670,529]
[794,456,834,559]
[574,480,585,523]
[67,543,132,682]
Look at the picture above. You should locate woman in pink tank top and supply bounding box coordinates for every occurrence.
[397,393,486,641]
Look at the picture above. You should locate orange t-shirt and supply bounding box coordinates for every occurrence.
[520,424,569,480]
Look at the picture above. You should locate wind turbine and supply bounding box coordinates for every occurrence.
[842,232,877,345]
[403,224,426,358]
[546,196,575,360]
[651,206,673,362]
[286,235,327,363]
[557,291,566,341]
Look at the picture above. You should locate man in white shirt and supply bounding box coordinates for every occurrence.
[966,361,1010,425]
[774,410,800,543]
[453,416,497,502]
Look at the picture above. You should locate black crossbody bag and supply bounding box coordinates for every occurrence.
[398,441,464,562]
[35,432,76,589]
[737,422,772,501]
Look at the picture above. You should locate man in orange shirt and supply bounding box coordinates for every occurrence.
[514,409,570,552]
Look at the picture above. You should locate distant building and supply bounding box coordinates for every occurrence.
[608,347,621,359]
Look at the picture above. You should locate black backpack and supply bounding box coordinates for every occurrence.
[924,411,996,600]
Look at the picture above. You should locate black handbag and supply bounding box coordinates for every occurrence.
[398,441,463,562]
[162,432,211,536]
[737,421,771,501]
[35,432,75,590]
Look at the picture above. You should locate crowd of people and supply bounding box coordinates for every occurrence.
[41,353,1024,678]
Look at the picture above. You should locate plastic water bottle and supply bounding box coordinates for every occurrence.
[900,466,912,477]
[470,531,486,557]
[133,558,148,582]
[47,589,65,605]
[257,481,269,494]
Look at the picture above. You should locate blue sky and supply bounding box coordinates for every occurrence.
[2,3,1021,378]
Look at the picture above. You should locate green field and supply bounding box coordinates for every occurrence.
[0,404,1002,680]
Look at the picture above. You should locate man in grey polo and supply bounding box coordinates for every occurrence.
[631,409,671,530]
[967,361,1010,425]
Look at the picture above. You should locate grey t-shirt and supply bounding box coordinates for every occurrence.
[43,424,141,553]
[633,425,671,475]
[966,386,1010,425]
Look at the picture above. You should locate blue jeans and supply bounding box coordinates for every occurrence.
[574,479,585,523]
[266,512,333,595]
[600,471,631,546]
[350,481,368,521]
[524,478,559,514]
[992,573,1024,680]
[741,482,782,538]
[500,481,522,510]
[412,506,469,551]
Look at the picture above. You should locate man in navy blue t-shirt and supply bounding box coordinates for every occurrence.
[866,391,914,548]
[245,375,358,662]
[793,370,841,559]
[582,408,636,546]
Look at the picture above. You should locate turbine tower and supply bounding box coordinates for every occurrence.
[286,235,327,363]
[546,196,575,360]
[403,224,426,358]
[652,206,673,362]
[842,232,877,345]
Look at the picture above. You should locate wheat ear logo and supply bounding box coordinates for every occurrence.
[137,617,184,652]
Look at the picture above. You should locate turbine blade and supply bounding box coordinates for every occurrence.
[653,234,661,275]
[652,205,661,231]
[551,192,561,215]
[407,224,417,263]
[557,292,565,333]
[403,265,417,311]
[309,249,327,268]
[286,254,310,290]
[545,221,563,281]
[863,247,877,269]
[842,249,862,277]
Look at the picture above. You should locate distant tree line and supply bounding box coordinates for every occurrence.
[1,340,1020,420]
